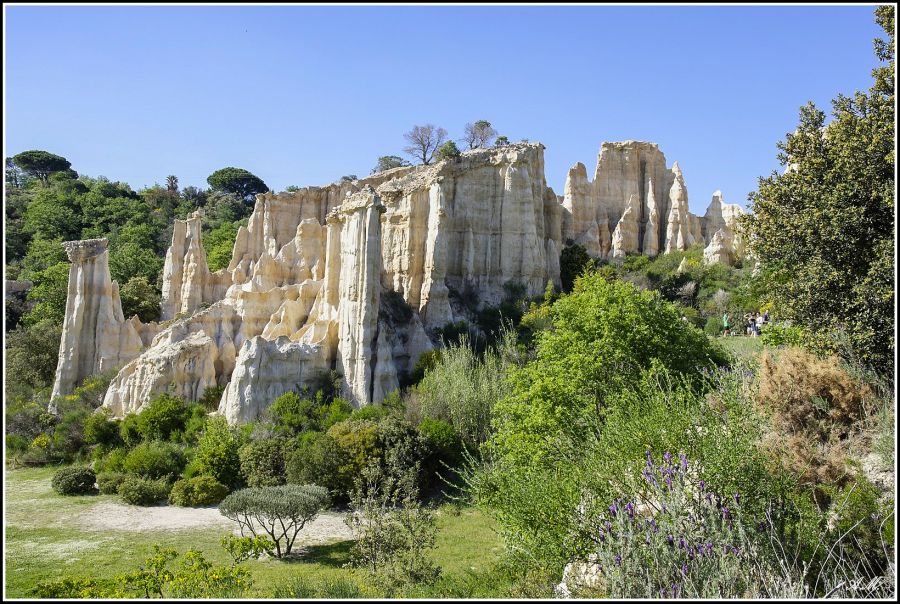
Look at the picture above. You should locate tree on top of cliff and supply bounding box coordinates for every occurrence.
[435,141,461,162]
[11,150,72,185]
[403,124,447,165]
[206,167,269,203]
[741,5,895,376]
[462,120,498,149]
[372,156,410,174]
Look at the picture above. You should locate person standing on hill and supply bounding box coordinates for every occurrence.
[722,312,731,336]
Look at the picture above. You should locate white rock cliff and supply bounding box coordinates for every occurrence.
[50,140,744,423]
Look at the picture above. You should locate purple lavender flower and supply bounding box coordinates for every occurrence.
[609,502,618,516]
[672,582,680,597]
[663,451,673,465]
[705,492,713,505]
[625,502,635,518]
[678,536,687,550]
[721,506,731,519]
[734,492,741,505]
[605,520,612,532]
[646,449,653,463]
[679,453,688,471]
[706,542,714,555]
[699,479,706,491]
[598,528,605,542]
[731,546,741,556]
[666,534,674,547]
[665,476,673,490]
[681,563,688,575]
[650,518,658,533]
[614,554,622,566]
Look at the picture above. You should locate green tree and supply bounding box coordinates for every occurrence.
[559,244,594,293]
[119,276,162,323]
[193,417,242,488]
[4,319,63,390]
[206,168,268,203]
[204,221,240,272]
[489,273,728,466]
[741,6,895,375]
[435,141,461,161]
[23,189,82,241]
[11,150,71,184]
[24,262,70,326]
[494,135,510,147]
[372,156,410,173]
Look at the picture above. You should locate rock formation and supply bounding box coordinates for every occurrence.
[561,141,743,263]
[50,239,161,402]
[50,139,745,424]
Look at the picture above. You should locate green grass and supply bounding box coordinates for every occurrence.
[4,465,506,598]
[716,334,768,363]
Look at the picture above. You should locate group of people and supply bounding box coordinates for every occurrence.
[721,309,769,337]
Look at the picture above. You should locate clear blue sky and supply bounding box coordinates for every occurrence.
[5,4,886,213]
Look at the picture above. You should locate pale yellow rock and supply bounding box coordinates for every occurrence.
[50,239,159,403]
[49,140,742,424]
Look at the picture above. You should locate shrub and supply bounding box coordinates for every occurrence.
[219,484,331,557]
[755,348,872,489]
[351,404,389,422]
[286,432,344,495]
[94,446,128,473]
[51,466,97,495]
[119,413,143,447]
[118,476,172,506]
[51,409,91,458]
[193,416,242,488]
[327,420,382,495]
[418,418,464,486]
[123,441,186,479]
[97,471,130,495]
[435,140,461,161]
[180,403,209,444]
[378,415,427,487]
[760,323,807,347]
[704,315,724,336]
[346,462,441,594]
[490,273,728,466]
[197,385,225,413]
[238,437,291,487]
[30,577,118,598]
[573,451,781,598]
[560,244,594,293]
[82,409,122,447]
[169,476,230,507]
[417,329,518,450]
[137,393,189,441]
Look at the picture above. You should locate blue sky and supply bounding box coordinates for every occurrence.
[4,4,886,213]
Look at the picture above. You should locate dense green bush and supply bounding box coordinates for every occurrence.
[286,432,344,495]
[219,484,331,558]
[119,413,143,448]
[51,409,91,457]
[560,244,594,293]
[326,420,382,495]
[96,471,130,495]
[51,466,97,495]
[238,438,291,487]
[169,475,230,507]
[193,416,242,488]
[267,391,353,436]
[118,476,172,506]
[94,446,128,473]
[490,273,728,466]
[123,441,186,479]
[82,409,122,447]
[418,418,465,487]
[704,315,725,336]
[137,393,189,441]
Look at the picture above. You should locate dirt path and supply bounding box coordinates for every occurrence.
[77,502,354,543]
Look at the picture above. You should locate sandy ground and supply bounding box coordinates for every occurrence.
[77,502,354,543]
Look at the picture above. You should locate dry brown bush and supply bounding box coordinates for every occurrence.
[754,347,873,493]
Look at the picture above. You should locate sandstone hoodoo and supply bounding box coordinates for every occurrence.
[49,140,745,422]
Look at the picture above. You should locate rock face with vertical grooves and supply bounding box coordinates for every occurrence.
[50,140,744,423]
[50,238,160,402]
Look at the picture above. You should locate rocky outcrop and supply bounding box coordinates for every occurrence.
[50,239,160,403]
[560,141,743,263]
[701,191,746,266]
[47,139,743,424]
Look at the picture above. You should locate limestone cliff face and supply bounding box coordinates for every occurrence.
[561,141,743,263]
[50,239,160,402]
[49,139,743,424]
[701,191,746,266]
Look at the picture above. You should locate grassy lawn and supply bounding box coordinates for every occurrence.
[4,466,506,598]
[716,334,768,363]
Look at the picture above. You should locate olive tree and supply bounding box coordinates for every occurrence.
[219,484,330,558]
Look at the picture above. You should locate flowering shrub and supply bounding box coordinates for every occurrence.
[577,451,778,598]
